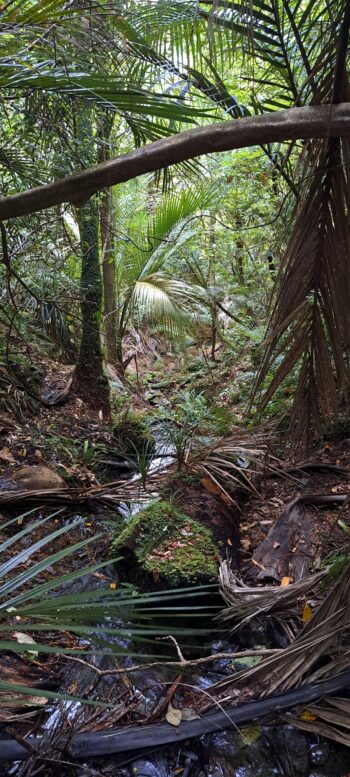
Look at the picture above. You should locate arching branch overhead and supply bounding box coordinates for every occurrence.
[1,104,350,220]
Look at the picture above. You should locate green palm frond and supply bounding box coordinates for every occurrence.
[116,184,215,338]
[130,276,199,333]
[1,0,74,27]
[0,64,210,123]
[148,183,216,249]
[0,509,218,706]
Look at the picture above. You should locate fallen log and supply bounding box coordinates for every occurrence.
[1,671,350,763]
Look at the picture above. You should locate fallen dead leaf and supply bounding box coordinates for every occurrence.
[300,709,317,721]
[13,632,38,659]
[302,603,313,623]
[280,576,292,587]
[0,446,15,463]
[166,702,182,727]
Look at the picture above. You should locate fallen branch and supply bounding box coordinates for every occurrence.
[1,671,350,762]
[1,105,350,219]
[64,646,280,679]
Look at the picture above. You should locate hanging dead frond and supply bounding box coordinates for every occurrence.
[252,3,350,446]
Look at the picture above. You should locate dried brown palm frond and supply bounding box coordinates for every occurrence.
[0,656,52,721]
[218,560,326,631]
[251,7,350,446]
[187,432,279,501]
[0,433,272,509]
[201,561,350,714]
[0,470,172,509]
[286,696,350,746]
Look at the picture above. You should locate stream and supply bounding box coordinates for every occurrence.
[4,437,350,777]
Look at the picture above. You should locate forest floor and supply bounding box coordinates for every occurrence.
[2,349,350,774]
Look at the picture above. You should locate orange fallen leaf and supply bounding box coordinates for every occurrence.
[300,709,317,721]
[201,476,222,496]
[302,603,313,622]
[280,576,292,587]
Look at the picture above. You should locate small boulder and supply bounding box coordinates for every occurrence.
[12,466,65,491]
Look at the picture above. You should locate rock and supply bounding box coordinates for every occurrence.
[166,478,240,566]
[205,738,279,777]
[113,413,155,462]
[263,725,309,777]
[309,740,329,766]
[129,754,171,777]
[12,465,65,491]
[210,730,239,760]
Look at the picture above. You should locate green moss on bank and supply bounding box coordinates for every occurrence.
[113,500,219,586]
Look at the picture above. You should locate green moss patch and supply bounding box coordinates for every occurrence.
[112,500,220,586]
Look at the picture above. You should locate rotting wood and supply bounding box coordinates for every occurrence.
[250,493,350,581]
[250,500,312,581]
[1,671,350,763]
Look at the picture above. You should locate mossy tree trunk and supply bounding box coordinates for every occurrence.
[73,106,110,418]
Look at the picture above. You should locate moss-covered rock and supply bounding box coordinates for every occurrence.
[112,500,220,587]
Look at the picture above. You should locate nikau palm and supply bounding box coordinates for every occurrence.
[114,185,215,368]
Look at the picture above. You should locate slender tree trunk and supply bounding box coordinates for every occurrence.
[208,213,218,360]
[100,187,117,364]
[210,302,217,361]
[97,113,118,365]
[73,106,110,418]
